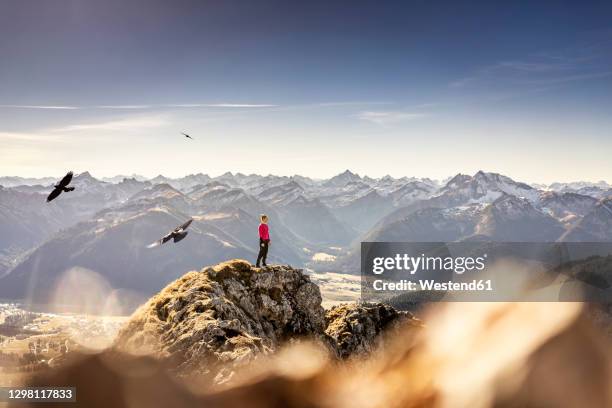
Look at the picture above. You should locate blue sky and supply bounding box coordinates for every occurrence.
[1,0,611,183]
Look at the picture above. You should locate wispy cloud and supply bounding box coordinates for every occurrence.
[518,71,612,85]
[450,41,612,97]
[313,101,392,107]
[165,103,278,108]
[0,131,68,142]
[0,103,278,111]
[449,77,476,88]
[96,105,153,109]
[494,60,575,73]
[54,116,169,132]
[0,105,79,110]
[0,101,396,113]
[252,101,393,115]
[356,111,428,126]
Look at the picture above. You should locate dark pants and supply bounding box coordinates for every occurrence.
[256,239,269,266]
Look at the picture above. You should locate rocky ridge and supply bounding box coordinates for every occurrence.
[115,260,418,382]
[325,302,415,359]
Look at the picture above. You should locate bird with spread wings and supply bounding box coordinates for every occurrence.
[147,219,193,248]
[46,171,76,202]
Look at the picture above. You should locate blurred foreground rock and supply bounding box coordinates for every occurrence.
[21,260,612,408]
[23,301,612,408]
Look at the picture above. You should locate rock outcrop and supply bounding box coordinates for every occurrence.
[325,302,419,358]
[115,260,412,382]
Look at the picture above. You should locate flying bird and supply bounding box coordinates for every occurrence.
[46,171,75,202]
[181,132,194,140]
[147,218,193,248]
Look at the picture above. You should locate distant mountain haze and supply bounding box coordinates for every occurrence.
[0,170,610,302]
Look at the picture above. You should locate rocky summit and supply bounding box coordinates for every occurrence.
[114,259,416,382]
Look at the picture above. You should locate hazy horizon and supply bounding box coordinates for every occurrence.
[1,168,611,187]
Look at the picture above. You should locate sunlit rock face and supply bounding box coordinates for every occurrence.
[114,260,413,382]
[325,302,419,359]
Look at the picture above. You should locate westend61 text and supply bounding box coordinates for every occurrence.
[373,279,494,292]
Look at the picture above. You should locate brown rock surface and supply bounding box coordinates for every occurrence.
[114,260,334,381]
[114,260,414,382]
[325,302,421,358]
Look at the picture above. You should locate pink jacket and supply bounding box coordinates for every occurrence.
[259,223,270,240]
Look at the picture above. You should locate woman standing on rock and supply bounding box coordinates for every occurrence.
[256,214,270,268]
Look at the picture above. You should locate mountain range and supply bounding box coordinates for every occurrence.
[0,170,610,303]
